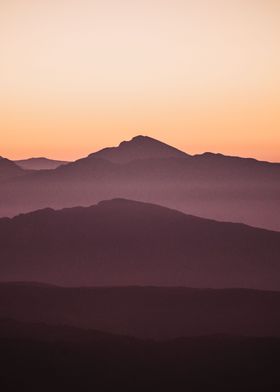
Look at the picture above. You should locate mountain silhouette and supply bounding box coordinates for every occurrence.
[0,199,279,289]
[1,283,280,339]
[1,318,279,392]
[0,156,26,181]
[89,135,189,163]
[1,135,280,230]
[15,157,69,170]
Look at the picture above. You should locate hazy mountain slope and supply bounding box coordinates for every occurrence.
[1,136,279,230]
[0,283,280,338]
[15,157,68,170]
[0,199,279,289]
[0,156,27,181]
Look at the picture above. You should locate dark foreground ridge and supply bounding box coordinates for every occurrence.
[0,318,279,392]
[1,283,280,339]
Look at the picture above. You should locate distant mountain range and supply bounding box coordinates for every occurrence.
[0,199,279,289]
[1,135,279,392]
[1,135,279,230]
[15,157,69,170]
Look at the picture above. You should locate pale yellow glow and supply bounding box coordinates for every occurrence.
[0,0,279,161]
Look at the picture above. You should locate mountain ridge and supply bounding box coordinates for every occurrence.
[6,197,278,233]
[0,156,26,181]
[1,283,280,338]
[0,198,279,289]
[1,135,280,231]
[15,157,69,170]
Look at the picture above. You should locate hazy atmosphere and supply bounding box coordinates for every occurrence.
[1,2,279,391]
[1,0,279,161]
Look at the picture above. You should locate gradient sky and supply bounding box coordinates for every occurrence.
[1,0,279,161]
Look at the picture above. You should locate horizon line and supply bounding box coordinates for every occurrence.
[2,134,280,164]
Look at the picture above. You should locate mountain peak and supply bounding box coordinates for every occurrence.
[119,135,165,146]
[89,135,188,164]
[131,134,148,141]
[130,134,153,142]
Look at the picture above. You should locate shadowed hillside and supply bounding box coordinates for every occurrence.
[0,199,279,289]
[0,319,279,392]
[0,284,280,338]
[0,157,27,181]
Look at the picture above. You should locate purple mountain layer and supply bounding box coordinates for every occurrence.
[0,199,279,289]
[0,283,280,338]
[15,157,69,170]
[0,156,26,181]
[1,135,280,230]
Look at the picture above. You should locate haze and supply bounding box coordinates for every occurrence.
[1,0,279,161]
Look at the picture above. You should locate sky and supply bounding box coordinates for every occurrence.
[0,0,279,161]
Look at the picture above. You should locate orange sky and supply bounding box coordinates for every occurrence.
[0,0,279,161]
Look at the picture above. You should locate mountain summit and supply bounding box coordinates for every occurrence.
[88,135,188,164]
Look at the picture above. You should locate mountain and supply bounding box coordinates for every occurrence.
[0,199,279,289]
[54,135,280,182]
[1,283,280,338]
[89,134,189,163]
[1,319,279,392]
[15,157,69,170]
[0,156,26,181]
[1,135,280,231]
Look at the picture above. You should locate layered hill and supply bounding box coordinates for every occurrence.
[0,136,279,230]
[1,318,279,392]
[0,199,279,289]
[0,283,280,338]
[0,156,27,181]
[15,157,68,170]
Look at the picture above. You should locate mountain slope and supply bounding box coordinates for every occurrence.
[1,135,280,230]
[0,156,26,181]
[0,284,280,338]
[1,319,279,392]
[0,199,279,289]
[89,135,189,163]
